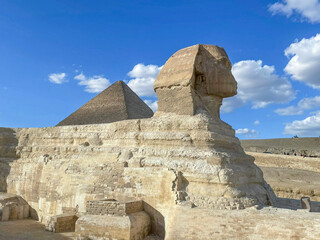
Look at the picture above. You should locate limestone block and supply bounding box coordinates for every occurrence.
[75,211,150,240]
[45,214,79,233]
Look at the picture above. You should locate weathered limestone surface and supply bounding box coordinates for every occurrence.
[0,128,18,192]
[154,44,237,116]
[4,114,269,213]
[0,113,269,233]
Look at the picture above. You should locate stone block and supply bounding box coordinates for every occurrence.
[76,211,150,240]
[45,214,79,233]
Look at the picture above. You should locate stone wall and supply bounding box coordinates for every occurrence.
[86,200,126,216]
[78,199,150,239]
[86,199,143,216]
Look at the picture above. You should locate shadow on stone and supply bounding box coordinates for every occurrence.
[143,202,166,239]
[0,128,19,193]
[264,181,320,212]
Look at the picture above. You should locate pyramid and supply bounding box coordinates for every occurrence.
[57,81,154,126]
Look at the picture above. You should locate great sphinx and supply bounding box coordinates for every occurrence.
[0,44,275,239]
[153,44,269,209]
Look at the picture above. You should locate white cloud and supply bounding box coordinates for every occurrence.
[221,60,295,113]
[275,105,303,115]
[48,73,67,84]
[269,0,320,23]
[127,63,162,97]
[236,128,259,138]
[284,34,320,89]
[74,73,111,93]
[221,96,245,113]
[275,96,320,115]
[284,111,320,136]
[144,100,158,112]
[254,120,260,125]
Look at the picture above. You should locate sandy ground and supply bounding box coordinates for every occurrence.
[250,152,320,172]
[0,219,75,240]
[1,208,320,240]
[241,137,320,156]
[249,152,320,201]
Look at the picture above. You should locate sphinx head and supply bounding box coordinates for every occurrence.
[154,44,237,118]
[193,44,237,98]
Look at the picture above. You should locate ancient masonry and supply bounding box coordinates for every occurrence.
[1,44,320,240]
[57,80,154,126]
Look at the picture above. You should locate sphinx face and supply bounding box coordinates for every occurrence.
[195,45,237,98]
[212,56,237,98]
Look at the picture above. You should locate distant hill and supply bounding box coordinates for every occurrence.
[240,137,320,157]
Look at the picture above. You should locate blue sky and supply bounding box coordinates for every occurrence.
[1,0,320,139]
